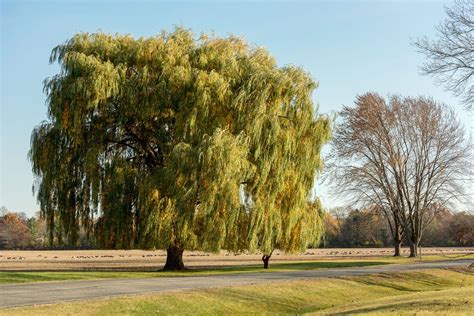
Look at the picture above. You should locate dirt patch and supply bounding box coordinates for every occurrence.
[0,247,472,271]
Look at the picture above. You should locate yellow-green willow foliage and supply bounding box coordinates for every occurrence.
[30,28,330,269]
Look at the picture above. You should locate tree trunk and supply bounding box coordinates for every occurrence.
[262,253,272,269]
[392,216,403,257]
[163,245,185,270]
[393,238,401,257]
[409,240,418,257]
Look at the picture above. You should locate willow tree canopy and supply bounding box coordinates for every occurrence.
[30,28,330,269]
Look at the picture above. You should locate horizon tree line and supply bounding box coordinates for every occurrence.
[3,204,473,250]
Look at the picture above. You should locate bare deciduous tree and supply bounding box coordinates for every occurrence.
[328,93,473,257]
[414,0,474,110]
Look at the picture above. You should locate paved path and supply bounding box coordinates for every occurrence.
[1,258,472,308]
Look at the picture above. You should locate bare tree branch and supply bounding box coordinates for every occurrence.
[327,92,473,257]
[414,0,474,111]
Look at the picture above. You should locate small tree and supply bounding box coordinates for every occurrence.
[414,0,474,110]
[30,28,331,269]
[260,199,325,269]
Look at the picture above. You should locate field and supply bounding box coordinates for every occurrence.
[2,268,473,315]
[1,260,391,284]
[2,247,472,271]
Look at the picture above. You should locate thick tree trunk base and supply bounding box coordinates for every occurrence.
[163,245,185,271]
[409,243,418,258]
[393,240,401,257]
[262,254,271,269]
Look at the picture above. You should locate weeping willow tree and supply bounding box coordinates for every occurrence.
[30,27,331,270]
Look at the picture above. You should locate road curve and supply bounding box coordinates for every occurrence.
[1,258,472,308]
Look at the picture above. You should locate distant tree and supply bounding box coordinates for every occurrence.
[25,213,49,248]
[323,212,341,247]
[337,207,388,248]
[323,206,352,247]
[424,209,474,247]
[30,28,331,269]
[0,212,32,248]
[421,206,452,247]
[0,206,7,217]
[26,217,38,240]
[34,213,49,247]
[328,93,473,257]
[0,206,10,249]
[414,0,474,110]
[447,211,474,246]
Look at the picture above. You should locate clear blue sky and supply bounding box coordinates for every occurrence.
[1,0,472,216]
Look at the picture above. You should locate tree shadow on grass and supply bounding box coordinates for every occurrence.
[325,296,470,315]
[177,260,389,275]
[0,261,390,283]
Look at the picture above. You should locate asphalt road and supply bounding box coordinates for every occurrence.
[1,258,472,308]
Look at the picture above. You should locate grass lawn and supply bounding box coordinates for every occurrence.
[1,254,472,285]
[0,260,387,284]
[1,268,472,315]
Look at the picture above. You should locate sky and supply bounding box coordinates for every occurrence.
[1,0,473,216]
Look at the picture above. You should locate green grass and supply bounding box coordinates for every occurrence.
[0,260,387,284]
[2,268,472,315]
[1,254,472,285]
